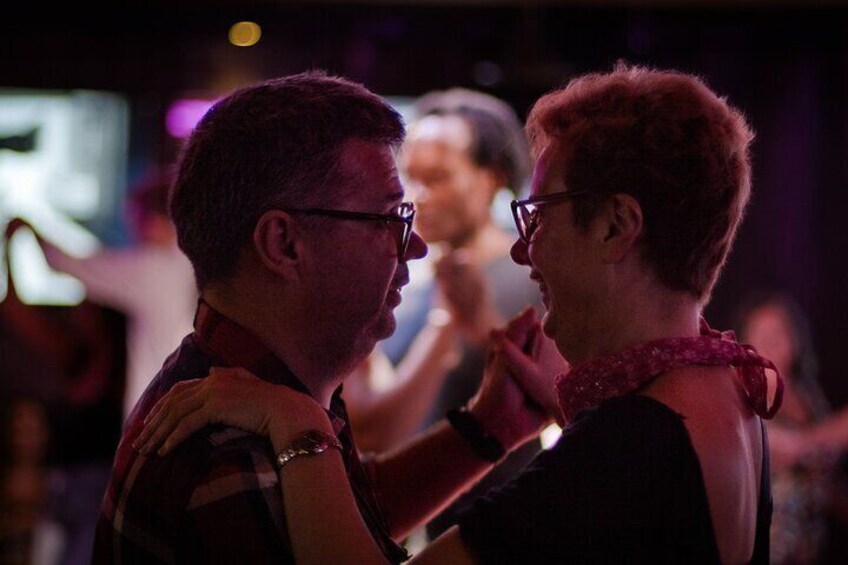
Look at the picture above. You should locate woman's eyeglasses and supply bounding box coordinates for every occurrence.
[510,190,592,244]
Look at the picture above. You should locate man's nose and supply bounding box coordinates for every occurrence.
[403,230,428,262]
[510,238,530,266]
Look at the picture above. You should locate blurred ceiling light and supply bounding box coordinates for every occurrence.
[229,21,261,47]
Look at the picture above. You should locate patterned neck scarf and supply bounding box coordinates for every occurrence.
[556,319,784,423]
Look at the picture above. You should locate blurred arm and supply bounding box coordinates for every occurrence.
[346,314,460,452]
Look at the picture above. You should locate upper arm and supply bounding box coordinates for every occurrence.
[182,485,291,563]
[44,244,147,307]
[411,526,477,565]
[180,438,292,562]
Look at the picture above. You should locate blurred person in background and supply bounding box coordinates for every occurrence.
[738,291,848,564]
[344,88,542,542]
[1,216,125,565]
[35,167,197,419]
[0,396,59,565]
[10,167,196,564]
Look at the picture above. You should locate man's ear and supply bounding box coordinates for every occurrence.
[599,193,643,263]
[252,209,302,280]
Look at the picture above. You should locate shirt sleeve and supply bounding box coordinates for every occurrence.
[178,433,296,564]
[457,395,718,564]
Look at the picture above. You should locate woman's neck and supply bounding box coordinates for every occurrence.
[579,286,703,365]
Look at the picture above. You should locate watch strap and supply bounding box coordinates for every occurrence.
[275,429,342,470]
[446,406,505,462]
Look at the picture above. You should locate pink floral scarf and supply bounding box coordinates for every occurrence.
[556,319,784,423]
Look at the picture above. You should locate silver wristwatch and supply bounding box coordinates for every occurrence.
[275,430,343,470]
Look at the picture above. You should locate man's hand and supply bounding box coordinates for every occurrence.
[467,308,554,451]
[498,321,570,425]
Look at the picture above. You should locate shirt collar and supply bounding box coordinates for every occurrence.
[193,299,346,433]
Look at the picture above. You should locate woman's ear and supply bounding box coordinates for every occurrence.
[600,193,643,263]
[252,209,301,280]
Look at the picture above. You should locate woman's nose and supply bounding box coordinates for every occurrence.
[404,230,428,261]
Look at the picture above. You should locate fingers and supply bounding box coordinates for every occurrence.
[157,409,211,456]
[485,329,505,367]
[499,338,536,382]
[505,307,537,335]
[134,383,206,455]
[504,308,537,351]
[144,378,202,425]
[209,366,256,381]
[499,338,556,416]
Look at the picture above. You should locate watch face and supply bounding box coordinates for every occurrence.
[295,430,342,453]
[300,431,331,452]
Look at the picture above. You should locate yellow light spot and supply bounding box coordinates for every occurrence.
[229,21,261,47]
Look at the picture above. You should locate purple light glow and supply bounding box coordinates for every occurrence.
[165,99,215,138]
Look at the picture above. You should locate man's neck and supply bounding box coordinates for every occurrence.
[201,288,347,408]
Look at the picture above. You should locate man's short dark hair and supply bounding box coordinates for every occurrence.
[414,88,531,196]
[170,71,405,289]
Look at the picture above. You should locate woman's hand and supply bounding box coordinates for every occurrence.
[497,312,570,426]
[133,367,330,456]
[469,308,553,450]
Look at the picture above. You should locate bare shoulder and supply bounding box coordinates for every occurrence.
[643,365,753,421]
[642,366,762,563]
[641,365,761,472]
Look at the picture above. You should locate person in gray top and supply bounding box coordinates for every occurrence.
[346,88,542,540]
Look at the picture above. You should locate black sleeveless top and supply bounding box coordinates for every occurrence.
[459,394,771,563]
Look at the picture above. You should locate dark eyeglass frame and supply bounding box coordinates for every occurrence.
[280,201,416,257]
[510,190,593,244]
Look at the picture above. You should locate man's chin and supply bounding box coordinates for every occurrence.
[373,310,397,342]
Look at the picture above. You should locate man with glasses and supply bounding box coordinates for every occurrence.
[93,72,546,564]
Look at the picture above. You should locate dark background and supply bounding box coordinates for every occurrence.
[4,0,848,555]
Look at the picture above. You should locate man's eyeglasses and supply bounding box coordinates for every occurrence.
[510,190,592,244]
[280,201,416,257]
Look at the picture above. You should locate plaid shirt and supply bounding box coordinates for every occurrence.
[92,301,408,564]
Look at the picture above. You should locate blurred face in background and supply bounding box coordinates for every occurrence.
[743,303,796,378]
[400,114,499,248]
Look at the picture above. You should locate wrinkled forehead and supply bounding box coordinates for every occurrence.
[335,138,404,206]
